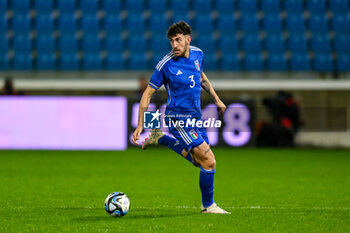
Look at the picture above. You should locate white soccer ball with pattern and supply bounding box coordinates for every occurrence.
[104,192,130,217]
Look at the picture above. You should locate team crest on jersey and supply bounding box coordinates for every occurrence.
[194,60,200,71]
[189,129,199,140]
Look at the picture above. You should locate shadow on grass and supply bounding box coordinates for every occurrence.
[72,208,199,222]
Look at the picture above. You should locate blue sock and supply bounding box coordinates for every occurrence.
[199,167,215,208]
[158,135,193,164]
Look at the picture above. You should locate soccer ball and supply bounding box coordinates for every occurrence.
[104,192,130,217]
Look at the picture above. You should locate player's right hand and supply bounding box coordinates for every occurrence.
[132,126,143,145]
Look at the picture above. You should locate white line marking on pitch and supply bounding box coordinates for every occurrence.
[132,206,350,210]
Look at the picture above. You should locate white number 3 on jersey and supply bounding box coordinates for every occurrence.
[188,75,195,88]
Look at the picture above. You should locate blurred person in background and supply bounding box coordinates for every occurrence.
[256,91,302,147]
[136,75,149,98]
[1,77,18,95]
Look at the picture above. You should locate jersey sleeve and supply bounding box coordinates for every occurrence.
[149,68,166,90]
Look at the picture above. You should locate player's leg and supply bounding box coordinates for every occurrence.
[185,126,229,214]
[191,141,216,206]
[191,141,229,214]
[142,128,198,166]
[158,134,198,165]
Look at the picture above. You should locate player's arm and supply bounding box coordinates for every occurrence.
[200,72,226,115]
[132,85,157,145]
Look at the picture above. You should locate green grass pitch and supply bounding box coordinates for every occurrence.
[0,148,349,233]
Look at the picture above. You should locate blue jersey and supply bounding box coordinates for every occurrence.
[149,46,204,118]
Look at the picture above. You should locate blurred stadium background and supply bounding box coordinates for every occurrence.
[0,0,349,149]
[1,1,350,232]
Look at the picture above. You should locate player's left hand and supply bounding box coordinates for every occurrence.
[215,100,226,115]
[132,126,143,145]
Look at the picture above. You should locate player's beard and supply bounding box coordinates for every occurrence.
[175,42,189,57]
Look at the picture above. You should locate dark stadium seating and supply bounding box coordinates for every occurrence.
[241,14,259,33]
[83,35,101,52]
[83,53,102,70]
[313,53,333,71]
[172,13,190,25]
[330,0,349,14]
[149,14,168,33]
[0,0,349,71]
[171,0,189,14]
[194,0,212,14]
[203,53,218,70]
[244,53,264,71]
[291,53,310,70]
[0,0,7,12]
[219,34,238,53]
[13,35,32,52]
[332,14,350,32]
[128,35,147,54]
[263,14,283,33]
[103,0,122,13]
[218,14,236,34]
[151,34,171,55]
[129,53,148,70]
[261,0,280,13]
[12,14,31,33]
[12,0,30,13]
[60,53,79,70]
[0,54,9,70]
[243,35,261,52]
[35,0,53,12]
[311,34,331,52]
[194,14,214,33]
[268,53,287,71]
[105,35,124,52]
[216,0,234,14]
[81,0,99,13]
[0,15,8,33]
[148,0,166,14]
[59,34,78,52]
[58,14,77,33]
[221,54,240,71]
[307,0,326,14]
[239,0,257,14]
[37,53,56,70]
[127,14,145,34]
[284,0,303,13]
[14,52,32,70]
[82,14,100,34]
[288,34,308,52]
[286,14,306,32]
[337,53,350,71]
[104,14,123,34]
[265,34,285,52]
[334,34,350,52]
[126,0,144,14]
[58,0,75,13]
[0,35,8,52]
[309,15,329,33]
[36,14,54,33]
[106,53,124,70]
[197,35,216,53]
[36,35,55,52]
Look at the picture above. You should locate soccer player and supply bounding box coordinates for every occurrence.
[132,21,230,214]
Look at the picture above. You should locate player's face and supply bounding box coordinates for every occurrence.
[169,34,191,57]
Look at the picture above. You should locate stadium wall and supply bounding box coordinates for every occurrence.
[1,73,349,148]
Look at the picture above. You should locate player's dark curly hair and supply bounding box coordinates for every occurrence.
[167,21,192,39]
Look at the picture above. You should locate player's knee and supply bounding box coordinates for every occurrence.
[207,157,216,170]
[200,156,216,170]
